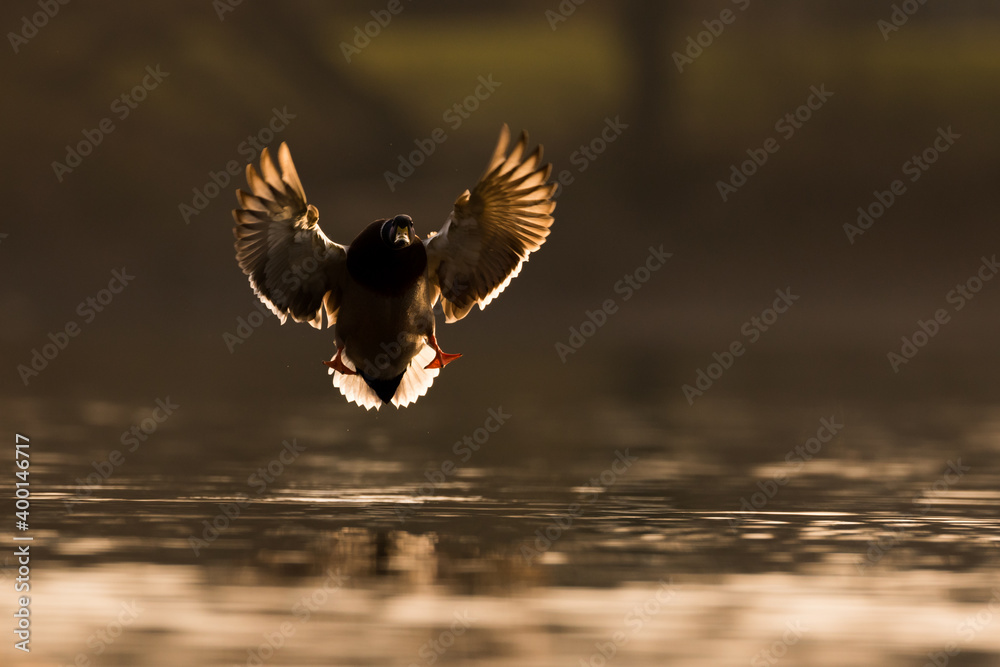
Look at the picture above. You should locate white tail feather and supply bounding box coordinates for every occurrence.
[328,344,441,410]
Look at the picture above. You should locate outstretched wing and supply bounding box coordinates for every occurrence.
[424,125,556,323]
[233,143,346,328]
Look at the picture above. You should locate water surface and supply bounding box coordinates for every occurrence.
[3,393,999,666]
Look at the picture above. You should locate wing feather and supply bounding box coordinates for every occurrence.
[232,142,347,329]
[424,125,556,323]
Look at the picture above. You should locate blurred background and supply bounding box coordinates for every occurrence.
[2,1,999,665]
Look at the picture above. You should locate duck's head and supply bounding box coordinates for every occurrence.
[347,215,427,295]
[381,215,416,249]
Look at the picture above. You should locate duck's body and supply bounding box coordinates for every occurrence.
[232,125,555,409]
[336,263,432,378]
[330,220,443,406]
[338,219,432,375]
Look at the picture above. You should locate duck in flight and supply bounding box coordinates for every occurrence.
[232,125,556,409]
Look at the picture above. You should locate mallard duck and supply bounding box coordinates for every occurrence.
[232,125,556,410]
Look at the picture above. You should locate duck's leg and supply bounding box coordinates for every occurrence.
[424,332,462,369]
[323,346,356,375]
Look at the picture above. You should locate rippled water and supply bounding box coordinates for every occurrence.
[3,393,1000,666]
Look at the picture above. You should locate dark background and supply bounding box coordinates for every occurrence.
[3,3,1000,665]
[2,0,999,435]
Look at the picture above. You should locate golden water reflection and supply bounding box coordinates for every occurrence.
[1,396,999,665]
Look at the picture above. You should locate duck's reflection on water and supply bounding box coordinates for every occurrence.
[3,395,1000,666]
[13,479,1000,666]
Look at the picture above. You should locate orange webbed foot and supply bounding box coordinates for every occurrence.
[424,333,462,370]
[323,347,356,375]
